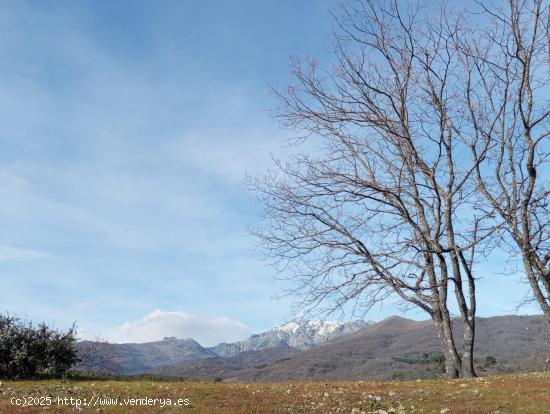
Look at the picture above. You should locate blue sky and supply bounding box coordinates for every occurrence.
[0,0,540,346]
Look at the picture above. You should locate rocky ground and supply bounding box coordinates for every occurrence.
[1,372,549,413]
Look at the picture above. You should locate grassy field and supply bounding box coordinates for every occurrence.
[1,372,549,413]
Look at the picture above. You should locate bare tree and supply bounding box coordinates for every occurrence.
[457,0,550,322]
[251,1,501,378]
[76,335,122,377]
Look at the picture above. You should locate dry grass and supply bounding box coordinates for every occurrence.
[1,372,549,413]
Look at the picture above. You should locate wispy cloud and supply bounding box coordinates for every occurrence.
[104,309,251,347]
[0,245,51,261]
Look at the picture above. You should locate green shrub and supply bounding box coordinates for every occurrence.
[0,314,78,379]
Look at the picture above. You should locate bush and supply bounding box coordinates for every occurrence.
[483,355,497,368]
[0,314,79,379]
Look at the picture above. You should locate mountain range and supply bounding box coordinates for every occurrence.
[75,315,550,380]
[76,319,369,375]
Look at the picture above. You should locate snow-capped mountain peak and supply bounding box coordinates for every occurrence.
[275,321,300,334]
[273,320,344,336]
[211,319,370,357]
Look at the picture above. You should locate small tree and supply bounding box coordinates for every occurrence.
[484,356,497,368]
[76,335,122,377]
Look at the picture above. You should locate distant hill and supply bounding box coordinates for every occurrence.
[180,315,548,381]
[76,336,216,374]
[157,345,301,379]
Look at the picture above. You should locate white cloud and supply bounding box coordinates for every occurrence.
[105,310,251,347]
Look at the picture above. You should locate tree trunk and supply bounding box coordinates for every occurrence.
[523,256,550,323]
[461,317,476,378]
[434,314,461,378]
